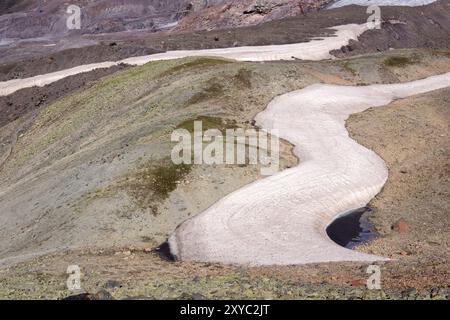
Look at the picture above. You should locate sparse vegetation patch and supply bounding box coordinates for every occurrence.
[123,158,191,214]
[384,56,414,67]
[159,58,232,78]
[87,157,192,215]
[187,80,224,106]
[233,68,253,88]
[176,116,237,133]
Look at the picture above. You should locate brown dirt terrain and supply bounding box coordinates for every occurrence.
[0,44,158,81]
[0,64,129,128]
[347,87,450,265]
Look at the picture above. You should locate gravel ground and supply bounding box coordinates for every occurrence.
[347,87,450,268]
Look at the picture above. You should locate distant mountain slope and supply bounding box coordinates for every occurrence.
[0,0,195,39]
[329,0,438,8]
[0,1,333,39]
[175,0,332,32]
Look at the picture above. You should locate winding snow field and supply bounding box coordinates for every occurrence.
[2,19,449,266]
[169,72,450,265]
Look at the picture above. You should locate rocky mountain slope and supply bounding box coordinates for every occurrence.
[175,0,332,32]
[329,0,438,8]
[1,1,449,79]
[0,0,333,40]
[0,0,194,39]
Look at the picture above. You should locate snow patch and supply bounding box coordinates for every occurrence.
[0,24,367,96]
[169,72,450,265]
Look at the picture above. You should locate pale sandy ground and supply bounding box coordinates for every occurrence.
[348,87,450,261]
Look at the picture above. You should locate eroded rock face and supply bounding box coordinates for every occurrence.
[0,0,333,40]
[174,0,333,32]
[0,0,197,39]
[330,0,450,58]
[0,0,337,42]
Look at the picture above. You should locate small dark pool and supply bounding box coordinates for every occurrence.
[153,241,176,261]
[326,207,377,249]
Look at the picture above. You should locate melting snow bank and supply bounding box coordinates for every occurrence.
[0,24,367,96]
[329,0,438,8]
[168,72,450,266]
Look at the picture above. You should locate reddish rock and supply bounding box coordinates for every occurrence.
[350,279,366,287]
[392,218,409,233]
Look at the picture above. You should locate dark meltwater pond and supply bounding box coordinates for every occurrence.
[154,207,377,262]
[153,241,176,261]
[326,207,377,249]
